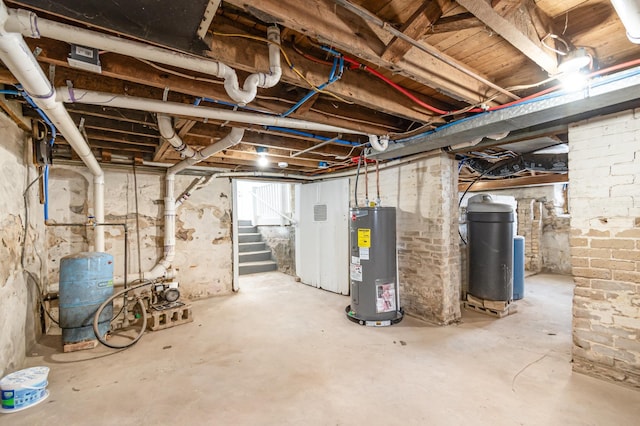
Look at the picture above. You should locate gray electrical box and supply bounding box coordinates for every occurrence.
[346,206,403,326]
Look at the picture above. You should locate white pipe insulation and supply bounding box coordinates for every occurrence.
[145,124,245,280]
[0,1,106,251]
[4,5,282,105]
[56,87,383,146]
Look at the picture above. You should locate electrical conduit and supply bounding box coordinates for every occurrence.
[0,2,106,251]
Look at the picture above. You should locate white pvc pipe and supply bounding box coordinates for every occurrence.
[4,6,282,104]
[145,173,176,280]
[0,2,106,251]
[93,175,105,251]
[157,114,197,158]
[56,87,379,141]
[168,127,245,176]
[610,0,640,43]
[146,124,244,280]
[228,26,282,104]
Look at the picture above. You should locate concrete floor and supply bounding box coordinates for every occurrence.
[3,273,640,425]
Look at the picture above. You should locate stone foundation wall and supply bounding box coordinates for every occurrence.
[569,109,640,388]
[258,225,295,275]
[47,167,233,299]
[0,111,46,377]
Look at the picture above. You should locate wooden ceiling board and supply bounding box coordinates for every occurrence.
[535,0,591,19]
[354,0,422,25]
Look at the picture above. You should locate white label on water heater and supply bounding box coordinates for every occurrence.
[359,247,369,260]
[352,256,360,265]
[350,263,363,281]
[376,283,396,313]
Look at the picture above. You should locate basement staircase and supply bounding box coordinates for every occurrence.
[238,220,278,275]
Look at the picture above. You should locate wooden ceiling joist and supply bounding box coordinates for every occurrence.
[381,1,444,64]
[455,0,558,74]
[223,0,501,105]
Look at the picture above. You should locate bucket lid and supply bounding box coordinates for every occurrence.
[0,367,49,390]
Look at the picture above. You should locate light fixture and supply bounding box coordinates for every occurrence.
[278,161,288,168]
[256,146,269,168]
[557,48,592,74]
[556,48,592,91]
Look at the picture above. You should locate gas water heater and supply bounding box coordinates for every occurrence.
[346,206,403,326]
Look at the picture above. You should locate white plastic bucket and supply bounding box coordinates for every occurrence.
[0,366,50,413]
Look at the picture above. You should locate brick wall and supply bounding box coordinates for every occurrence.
[568,109,640,388]
[351,152,461,324]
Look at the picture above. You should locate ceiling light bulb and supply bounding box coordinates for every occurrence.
[559,72,589,92]
[557,48,592,74]
[257,154,269,168]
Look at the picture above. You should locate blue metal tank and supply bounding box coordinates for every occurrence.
[513,236,525,300]
[59,252,114,344]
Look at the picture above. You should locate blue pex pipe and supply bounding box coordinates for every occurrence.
[265,126,359,146]
[3,87,57,220]
[4,86,57,144]
[43,164,49,221]
[281,55,344,117]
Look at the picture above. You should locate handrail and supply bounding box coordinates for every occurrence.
[251,191,297,225]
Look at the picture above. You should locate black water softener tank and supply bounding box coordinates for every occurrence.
[466,194,514,301]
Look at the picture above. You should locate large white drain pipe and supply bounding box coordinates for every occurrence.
[0,1,106,251]
[146,123,245,280]
[56,87,383,146]
[4,4,281,105]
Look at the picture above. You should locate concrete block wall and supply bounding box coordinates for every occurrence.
[568,109,640,388]
[351,153,461,324]
[0,112,46,377]
[47,167,233,299]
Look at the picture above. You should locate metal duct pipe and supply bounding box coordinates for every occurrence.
[610,0,640,43]
[370,65,640,160]
[4,4,281,105]
[0,1,106,251]
[56,87,383,146]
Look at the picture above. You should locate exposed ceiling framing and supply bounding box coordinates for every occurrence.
[0,0,638,186]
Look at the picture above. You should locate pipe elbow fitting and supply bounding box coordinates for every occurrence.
[369,135,389,152]
[261,66,282,88]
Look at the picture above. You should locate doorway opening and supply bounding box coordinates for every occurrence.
[231,178,350,295]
